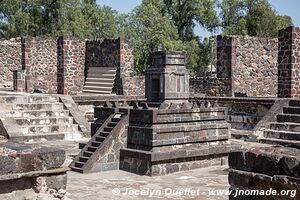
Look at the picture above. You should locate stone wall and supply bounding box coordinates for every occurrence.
[59,37,86,95]
[24,37,58,93]
[189,77,232,96]
[85,39,120,69]
[190,97,275,131]
[278,26,300,98]
[85,38,143,96]
[216,35,278,97]
[217,36,234,78]
[0,145,68,199]
[0,38,22,88]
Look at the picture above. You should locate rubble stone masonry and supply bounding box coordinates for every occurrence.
[216,35,278,97]
[0,38,22,88]
[24,37,58,93]
[278,26,300,98]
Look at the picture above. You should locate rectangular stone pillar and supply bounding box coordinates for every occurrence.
[145,51,189,103]
[278,26,300,98]
[57,37,86,95]
[13,70,26,92]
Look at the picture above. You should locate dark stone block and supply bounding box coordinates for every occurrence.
[31,147,65,169]
[228,150,246,170]
[0,155,17,175]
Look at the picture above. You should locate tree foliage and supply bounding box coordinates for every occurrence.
[219,0,293,37]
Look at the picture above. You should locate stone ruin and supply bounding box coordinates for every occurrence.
[0,26,300,199]
[120,51,239,175]
[0,143,67,199]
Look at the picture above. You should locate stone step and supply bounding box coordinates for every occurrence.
[83,151,93,157]
[15,116,73,126]
[111,118,121,123]
[100,131,110,137]
[107,122,117,127]
[83,85,112,90]
[79,156,89,163]
[19,124,79,135]
[86,77,115,82]
[260,137,300,147]
[283,107,300,114]
[91,141,101,147]
[75,161,85,168]
[277,114,300,123]
[82,89,112,94]
[12,103,64,111]
[264,129,300,141]
[79,142,87,149]
[9,132,65,142]
[71,166,83,173]
[87,67,116,72]
[87,146,97,152]
[270,122,300,132]
[289,100,300,107]
[95,136,106,142]
[0,95,59,104]
[9,110,70,118]
[84,82,114,87]
[87,73,116,79]
[103,127,113,132]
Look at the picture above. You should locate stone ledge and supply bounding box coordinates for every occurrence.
[0,167,68,181]
[121,143,238,162]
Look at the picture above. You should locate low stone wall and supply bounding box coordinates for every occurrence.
[123,76,145,96]
[0,144,68,199]
[0,38,22,88]
[190,97,275,131]
[189,77,232,96]
[229,147,300,200]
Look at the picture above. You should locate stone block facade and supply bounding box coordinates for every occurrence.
[58,37,86,95]
[0,36,142,96]
[13,70,26,92]
[229,147,300,200]
[120,102,237,176]
[0,38,22,88]
[189,77,232,96]
[0,144,68,199]
[216,35,278,97]
[24,37,58,93]
[192,26,300,98]
[145,51,189,102]
[85,38,144,96]
[278,26,300,98]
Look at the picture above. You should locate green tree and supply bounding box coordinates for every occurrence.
[219,0,293,37]
[0,0,118,39]
[163,0,219,40]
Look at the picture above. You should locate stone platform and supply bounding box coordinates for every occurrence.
[0,142,68,199]
[120,102,239,176]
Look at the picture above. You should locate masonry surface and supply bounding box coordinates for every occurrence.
[0,26,300,200]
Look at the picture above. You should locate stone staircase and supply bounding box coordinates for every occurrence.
[0,95,83,141]
[70,109,128,173]
[83,67,116,94]
[260,100,300,147]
